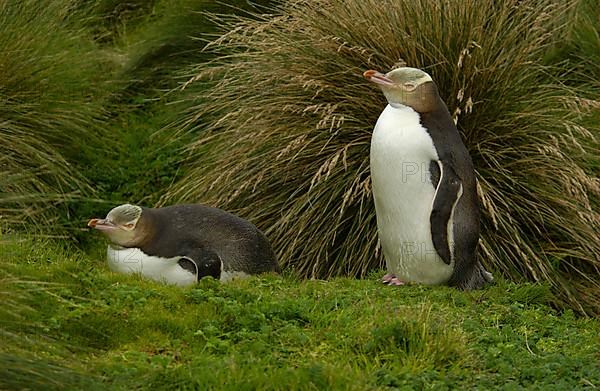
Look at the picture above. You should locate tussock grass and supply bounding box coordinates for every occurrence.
[82,0,274,97]
[0,268,102,390]
[546,0,599,87]
[86,0,212,97]
[168,0,600,314]
[360,304,470,370]
[0,137,87,232]
[0,0,277,233]
[0,0,117,233]
[67,1,277,227]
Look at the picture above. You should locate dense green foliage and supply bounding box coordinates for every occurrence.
[1,238,599,390]
[0,0,270,234]
[0,0,116,231]
[168,0,600,314]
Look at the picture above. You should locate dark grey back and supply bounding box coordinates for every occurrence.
[138,204,279,274]
[419,105,482,288]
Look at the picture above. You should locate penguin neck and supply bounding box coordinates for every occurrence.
[387,93,448,115]
[132,209,160,250]
[388,102,412,110]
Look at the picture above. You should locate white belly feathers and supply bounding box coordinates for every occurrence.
[107,245,197,286]
[106,245,249,286]
[370,104,454,284]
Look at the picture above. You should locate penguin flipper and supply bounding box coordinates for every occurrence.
[430,160,463,265]
[181,248,223,281]
[177,258,199,275]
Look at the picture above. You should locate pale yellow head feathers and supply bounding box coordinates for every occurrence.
[364,67,439,112]
[88,204,145,247]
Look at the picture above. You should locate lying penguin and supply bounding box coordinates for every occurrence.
[88,204,279,286]
[364,67,493,290]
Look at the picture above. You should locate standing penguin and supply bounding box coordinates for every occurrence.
[364,67,492,290]
[88,204,279,286]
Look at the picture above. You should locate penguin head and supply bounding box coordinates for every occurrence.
[364,67,439,112]
[88,204,144,247]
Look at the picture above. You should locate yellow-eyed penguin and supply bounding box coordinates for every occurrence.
[88,204,279,286]
[364,67,492,290]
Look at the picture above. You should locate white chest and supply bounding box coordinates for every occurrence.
[106,246,250,285]
[106,246,197,287]
[370,105,453,284]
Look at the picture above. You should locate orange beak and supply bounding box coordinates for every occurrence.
[87,218,116,231]
[363,70,394,86]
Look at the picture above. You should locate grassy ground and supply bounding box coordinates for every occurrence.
[2,236,598,390]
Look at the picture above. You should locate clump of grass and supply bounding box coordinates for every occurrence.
[78,0,159,44]
[168,0,600,314]
[82,0,275,98]
[0,137,88,233]
[0,269,102,390]
[67,0,277,229]
[0,0,117,234]
[84,0,211,98]
[544,0,599,88]
[361,305,469,371]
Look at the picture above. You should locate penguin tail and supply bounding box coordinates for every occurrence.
[452,262,493,291]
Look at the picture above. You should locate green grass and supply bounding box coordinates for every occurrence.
[0,0,119,233]
[82,0,275,97]
[67,0,277,234]
[0,0,274,236]
[1,236,598,389]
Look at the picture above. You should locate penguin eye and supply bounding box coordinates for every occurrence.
[123,223,135,230]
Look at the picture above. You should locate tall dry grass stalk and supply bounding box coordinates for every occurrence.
[168,0,600,314]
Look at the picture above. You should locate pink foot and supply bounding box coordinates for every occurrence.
[382,274,405,286]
